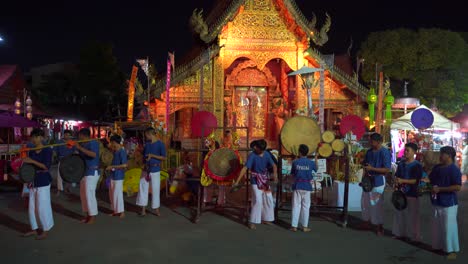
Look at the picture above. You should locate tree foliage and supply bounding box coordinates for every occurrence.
[358,28,468,115]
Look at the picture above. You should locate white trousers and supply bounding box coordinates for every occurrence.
[361,179,385,225]
[29,185,54,231]
[203,185,226,205]
[392,197,421,241]
[136,172,160,209]
[80,172,99,216]
[109,180,124,214]
[431,205,459,253]
[291,190,311,228]
[250,184,274,224]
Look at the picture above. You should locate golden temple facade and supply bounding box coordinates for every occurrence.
[152,0,368,149]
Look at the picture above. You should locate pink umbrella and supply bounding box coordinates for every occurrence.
[191,111,217,137]
[0,112,41,128]
[340,115,366,140]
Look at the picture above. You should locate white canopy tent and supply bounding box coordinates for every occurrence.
[391,105,460,131]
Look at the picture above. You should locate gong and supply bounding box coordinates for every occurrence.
[331,139,345,152]
[322,131,335,143]
[59,154,86,183]
[391,190,408,211]
[360,176,374,192]
[280,116,321,155]
[19,163,36,183]
[204,148,241,182]
[318,143,333,157]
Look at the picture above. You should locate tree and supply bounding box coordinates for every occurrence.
[75,40,127,120]
[358,28,468,115]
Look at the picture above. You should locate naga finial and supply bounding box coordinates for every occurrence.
[311,12,332,46]
[308,12,317,31]
[190,9,209,43]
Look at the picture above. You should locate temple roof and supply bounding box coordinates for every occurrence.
[152,0,368,100]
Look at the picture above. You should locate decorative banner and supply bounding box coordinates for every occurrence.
[127,66,138,121]
[319,70,325,132]
[165,58,171,131]
[384,89,394,124]
[136,59,149,76]
[375,72,384,133]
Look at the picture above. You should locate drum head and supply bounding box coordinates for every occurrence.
[280,116,321,155]
[318,143,333,157]
[100,147,113,167]
[361,176,373,192]
[204,148,241,181]
[392,190,408,211]
[19,163,36,183]
[60,154,86,183]
[331,139,345,152]
[322,131,335,143]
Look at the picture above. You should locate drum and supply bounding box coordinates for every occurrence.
[280,116,321,155]
[318,143,333,158]
[10,157,23,174]
[331,139,345,152]
[204,148,241,182]
[391,190,408,211]
[100,147,113,168]
[322,131,335,143]
[19,163,36,183]
[59,154,86,183]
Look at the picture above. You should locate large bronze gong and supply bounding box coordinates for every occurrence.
[60,154,86,183]
[280,116,321,155]
[204,148,241,182]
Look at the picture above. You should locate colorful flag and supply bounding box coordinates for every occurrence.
[168,52,175,72]
[136,59,149,76]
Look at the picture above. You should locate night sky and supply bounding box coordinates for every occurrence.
[1,0,466,74]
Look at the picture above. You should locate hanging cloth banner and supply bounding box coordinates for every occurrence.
[127,66,138,121]
[319,70,325,132]
[165,58,172,131]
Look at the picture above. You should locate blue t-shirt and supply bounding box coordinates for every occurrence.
[364,147,391,187]
[395,160,423,197]
[291,157,316,191]
[80,140,100,176]
[54,139,76,159]
[429,163,462,207]
[29,147,53,188]
[245,152,274,185]
[144,140,166,173]
[111,148,128,180]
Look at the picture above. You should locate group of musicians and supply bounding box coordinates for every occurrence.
[18,127,462,259]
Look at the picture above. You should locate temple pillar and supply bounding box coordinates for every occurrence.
[213,55,224,138]
[296,42,307,111]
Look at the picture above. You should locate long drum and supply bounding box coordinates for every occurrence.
[59,154,86,183]
[318,143,333,158]
[19,163,36,183]
[204,148,241,182]
[331,139,345,152]
[280,116,321,155]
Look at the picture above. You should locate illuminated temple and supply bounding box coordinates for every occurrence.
[151,0,368,148]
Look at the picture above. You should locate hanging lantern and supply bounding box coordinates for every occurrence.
[26,112,33,120]
[15,98,21,112]
[14,109,21,115]
[26,105,32,113]
[383,89,395,124]
[26,96,32,106]
[367,88,377,127]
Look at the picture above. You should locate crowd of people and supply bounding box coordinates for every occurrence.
[16,127,463,260]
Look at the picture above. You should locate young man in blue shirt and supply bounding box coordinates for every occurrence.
[423,146,462,260]
[136,127,166,216]
[392,142,423,242]
[54,129,76,195]
[234,139,278,230]
[361,133,391,236]
[106,135,128,218]
[75,128,100,224]
[22,128,54,240]
[290,144,316,232]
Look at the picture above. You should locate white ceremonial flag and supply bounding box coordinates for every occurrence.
[136,59,149,76]
[168,52,175,72]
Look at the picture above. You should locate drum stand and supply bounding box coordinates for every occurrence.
[274,137,350,228]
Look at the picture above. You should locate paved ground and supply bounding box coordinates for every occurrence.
[0,170,467,264]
